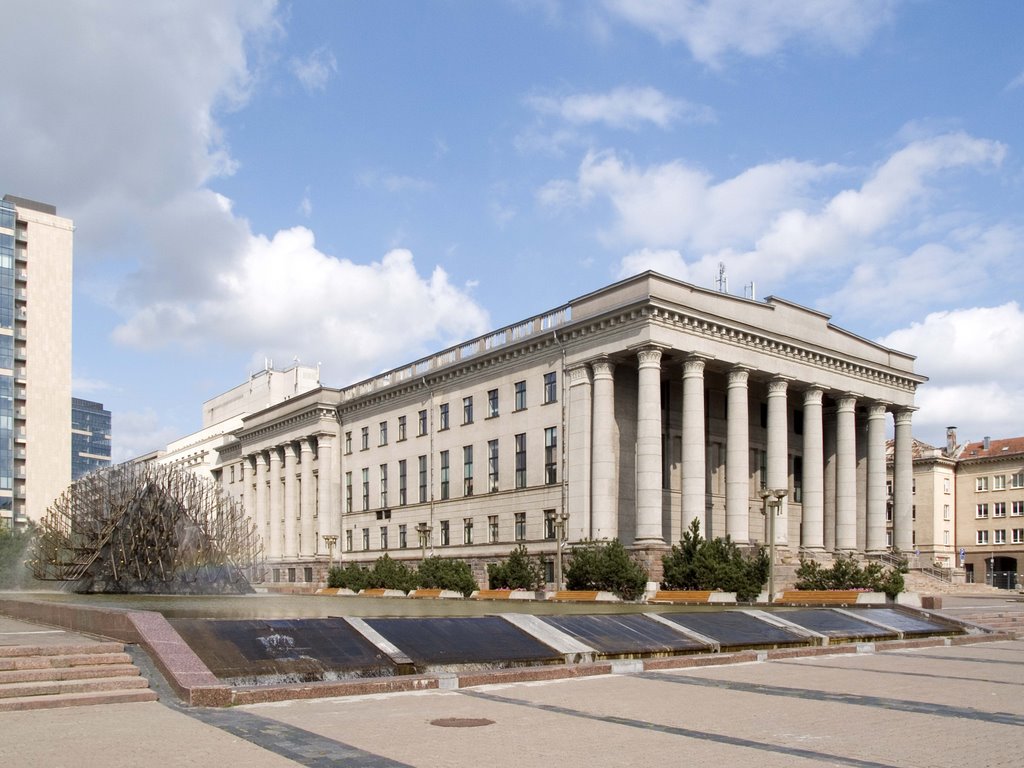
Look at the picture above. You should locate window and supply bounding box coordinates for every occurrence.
[440,520,450,546]
[345,529,352,552]
[362,528,370,550]
[1013,501,1024,517]
[886,504,893,523]
[439,403,450,430]
[994,529,1006,544]
[943,504,951,521]
[912,505,916,521]
[379,421,388,446]
[487,388,499,418]
[977,476,989,492]
[886,530,893,547]
[380,526,389,550]
[514,380,526,411]
[398,460,407,506]
[514,512,526,541]
[419,455,428,503]
[399,524,408,548]
[912,478,917,495]
[994,475,1006,491]
[361,426,369,451]
[944,477,951,494]
[398,415,407,441]
[943,530,950,545]
[544,427,558,484]
[362,468,370,511]
[515,433,527,489]
[463,517,473,545]
[440,450,450,500]
[977,529,989,545]
[379,464,388,508]
[488,515,499,543]
[463,396,473,425]
[994,502,1006,518]
[463,445,473,496]
[1012,472,1024,489]
[543,372,557,404]
[418,409,428,436]
[1012,528,1024,544]
[345,431,352,454]
[488,439,499,492]
[976,503,988,518]
[345,472,353,514]
[544,509,556,539]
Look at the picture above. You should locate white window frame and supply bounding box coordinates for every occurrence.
[976,476,989,492]
[976,529,989,545]
[994,529,1006,545]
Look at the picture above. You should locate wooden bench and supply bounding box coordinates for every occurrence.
[472,590,513,600]
[649,590,714,604]
[775,590,862,606]
[410,588,443,599]
[550,590,600,602]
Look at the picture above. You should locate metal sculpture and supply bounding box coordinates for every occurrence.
[30,462,264,593]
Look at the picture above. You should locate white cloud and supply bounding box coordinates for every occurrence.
[112,228,491,385]
[289,46,338,92]
[358,169,434,193]
[1007,70,1024,91]
[112,409,185,463]
[72,378,113,397]
[617,248,691,281]
[526,86,714,129]
[877,304,1024,445]
[603,0,897,67]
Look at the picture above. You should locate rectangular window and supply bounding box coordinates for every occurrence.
[463,445,473,496]
[380,526,389,550]
[463,517,473,545]
[440,450,450,500]
[361,426,369,451]
[463,396,473,425]
[439,403,450,430]
[1012,472,1024,489]
[976,476,989,492]
[994,475,1006,490]
[977,529,989,545]
[514,512,526,541]
[515,433,527,489]
[994,502,1006,517]
[488,439,499,492]
[1013,501,1024,516]
[440,520,450,546]
[1012,528,1024,544]
[487,388,499,418]
[886,504,893,523]
[345,529,353,552]
[994,529,1006,544]
[362,528,370,550]
[378,421,387,446]
[399,524,408,548]
[514,380,526,411]
[488,515,499,543]
[345,472,353,514]
[419,455,428,503]
[418,409,428,436]
[544,509,555,540]
[943,530,950,545]
[944,477,951,494]
[345,431,352,454]
[362,468,370,511]
[976,503,988,518]
[543,372,557,404]
[943,505,951,521]
[912,505,916,521]
[398,460,407,506]
[544,427,558,485]
[379,464,388,508]
[398,415,407,441]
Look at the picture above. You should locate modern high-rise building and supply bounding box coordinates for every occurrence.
[71,398,111,480]
[0,195,73,529]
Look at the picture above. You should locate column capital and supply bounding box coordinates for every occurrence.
[299,436,315,454]
[635,345,665,367]
[267,447,283,465]
[803,386,824,407]
[894,408,916,426]
[591,357,615,379]
[867,402,888,419]
[567,363,593,387]
[255,451,270,467]
[836,392,859,411]
[682,354,710,377]
[728,365,752,387]
[767,376,791,395]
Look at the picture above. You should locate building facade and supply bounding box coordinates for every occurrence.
[0,196,73,528]
[206,273,924,585]
[71,398,111,480]
[885,436,957,569]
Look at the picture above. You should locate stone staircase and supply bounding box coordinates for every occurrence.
[0,640,158,711]
[945,608,1024,638]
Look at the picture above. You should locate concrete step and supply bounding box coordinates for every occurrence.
[0,641,125,658]
[0,687,158,712]
[0,674,151,700]
[0,651,132,672]
[0,663,140,685]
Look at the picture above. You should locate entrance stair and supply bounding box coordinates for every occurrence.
[0,640,158,712]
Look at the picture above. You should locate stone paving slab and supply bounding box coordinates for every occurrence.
[0,616,105,647]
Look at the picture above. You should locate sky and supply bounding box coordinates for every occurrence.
[2,0,1023,461]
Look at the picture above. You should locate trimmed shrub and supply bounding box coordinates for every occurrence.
[661,518,768,602]
[365,554,418,592]
[326,562,369,591]
[417,556,478,597]
[487,544,545,590]
[795,555,905,599]
[565,539,648,601]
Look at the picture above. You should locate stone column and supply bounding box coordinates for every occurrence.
[835,395,858,552]
[283,442,298,558]
[591,359,617,540]
[681,356,707,534]
[300,438,315,557]
[866,404,888,553]
[268,447,283,560]
[823,412,837,552]
[255,452,270,558]
[566,364,593,542]
[766,377,789,545]
[726,367,751,543]
[635,347,665,543]
[241,455,255,530]
[893,409,915,552]
[316,433,337,547]
[801,387,825,551]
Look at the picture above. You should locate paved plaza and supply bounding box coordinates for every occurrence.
[4,633,1023,768]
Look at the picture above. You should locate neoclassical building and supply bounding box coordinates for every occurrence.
[210,273,925,584]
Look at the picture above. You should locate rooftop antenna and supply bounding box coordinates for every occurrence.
[745,282,756,301]
[716,262,728,293]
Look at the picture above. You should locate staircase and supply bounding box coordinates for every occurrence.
[945,608,1024,639]
[0,641,158,711]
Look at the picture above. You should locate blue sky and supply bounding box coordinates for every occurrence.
[3,1,1023,459]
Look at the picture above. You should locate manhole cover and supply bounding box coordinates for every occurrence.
[429,717,495,728]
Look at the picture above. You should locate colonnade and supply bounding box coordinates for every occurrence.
[239,433,336,560]
[566,347,915,553]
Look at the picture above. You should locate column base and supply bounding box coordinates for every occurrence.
[629,540,670,586]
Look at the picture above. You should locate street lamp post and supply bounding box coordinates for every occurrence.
[759,488,788,602]
[553,510,570,591]
[322,535,338,582]
[416,523,432,561]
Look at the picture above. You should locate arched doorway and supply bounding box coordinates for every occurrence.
[987,555,1018,589]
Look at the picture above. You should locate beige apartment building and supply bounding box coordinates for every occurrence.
[201,272,925,585]
[0,195,72,528]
